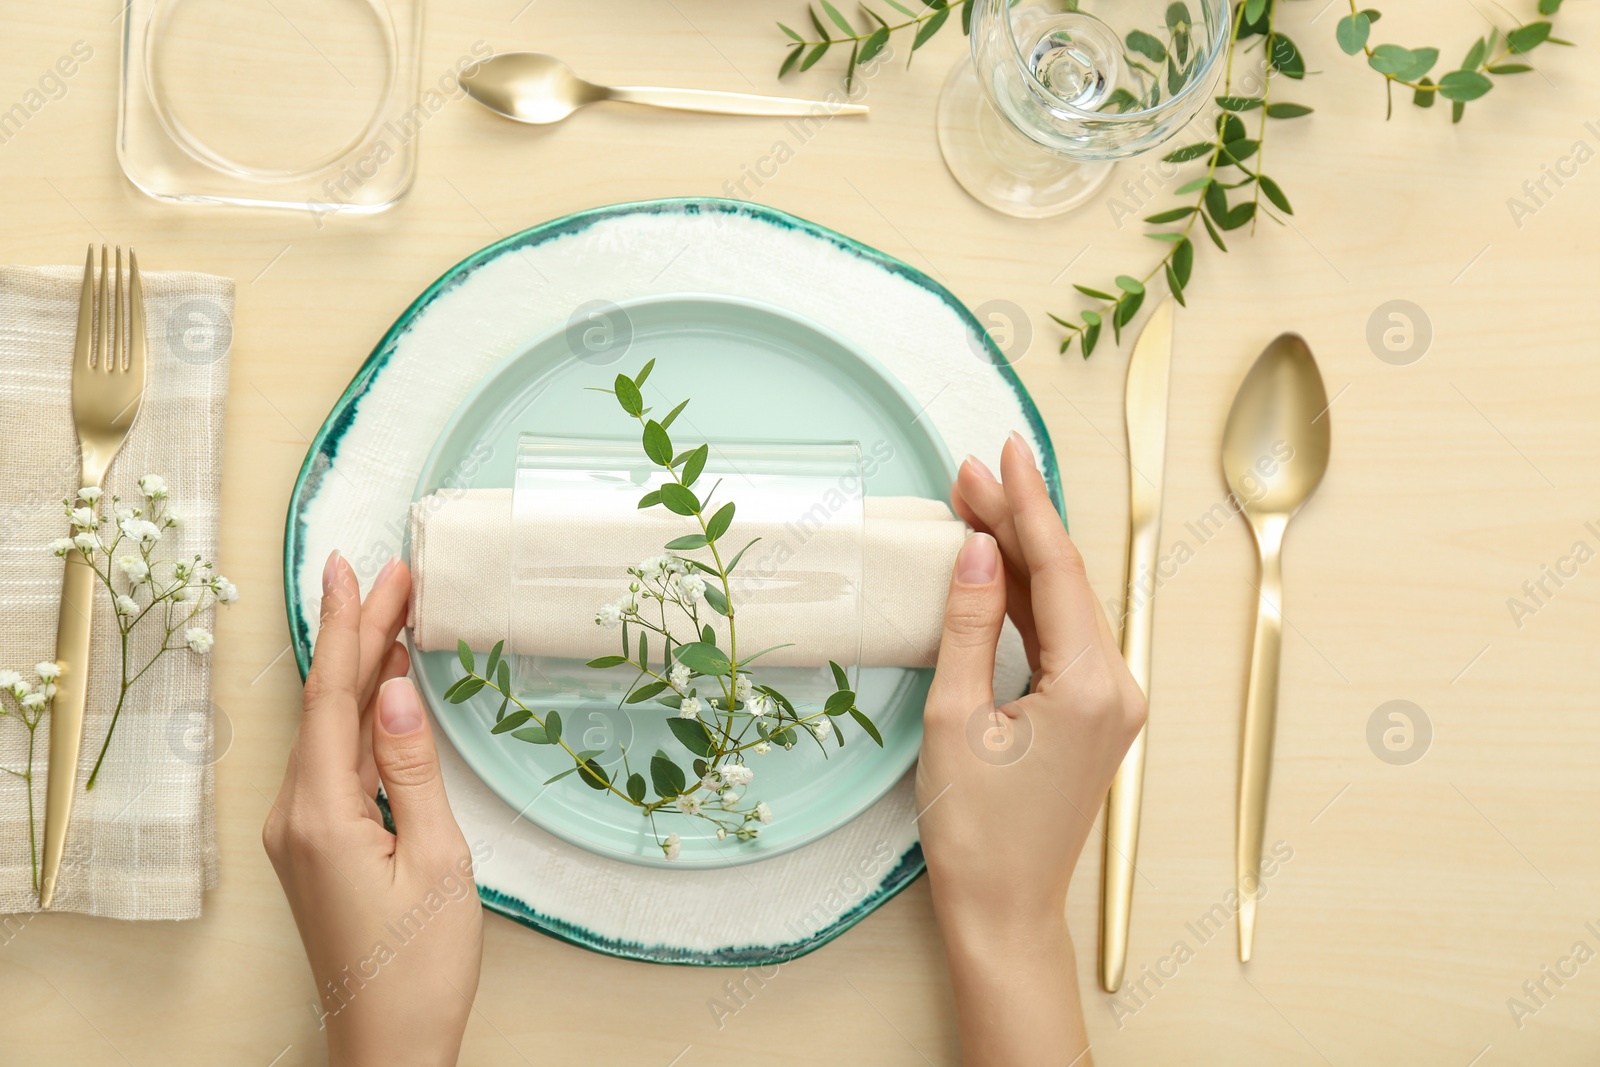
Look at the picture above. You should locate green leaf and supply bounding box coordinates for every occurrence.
[680,444,709,487]
[830,660,850,690]
[659,399,690,430]
[659,482,700,515]
[1081,320,1101,358]
[447,677,485,704]
[483,640,503,685]
[1266,102,1312,118]
[674,641,731,676]
[1201,211,1228,252]
[848,708,884,746]
[1216,95,1262,111]
[820,0,853,32]
[1438,69,1493,102]
[1172,237,1194,288]
[665,533,709,551]
[497,659,511,694]
[800,40,831,71]
[1115,275,1145,295]
[1486,63,1532,74]
[543,766,579,785]
[725,537,761,574]
[1461,36,1488,72]
[1220,202,1256,230]
[457,640,475,675]
[1369,44,1437,81]
[705,502,735,541]
[577,759,610,791]
[1164,262,1186,307]
[650,750,688,798]
[701,623,716,646]
[511,725,550,744]
[1220,138,1259,164]
[637,490,663,510]
[1166,2,1191,30]
[1144,206,1195,224]
[1244,0,1266,23]
[1126,29,1167,62]
[1258,175,1292,215]
[1538,0,1562,13]
[809,4,832,40]
[1507,21,1552,54]
[1452,100,1466,123]
[586,655,628,668]
[1163,142,1214,163]
[545,710,563,745]
[859,25,891,63]
[495,694,509,722]
[614,375,643,417]
[1112,290,1145,334]
[1218,113,1247,143]
[1269,34,1305,78]
[778,21,803,41]
[825,689,856,715]
[1412,76,1436,107]
[626,680,670,704]
[667,716,717,758]
[913,6,950,50]
[1073,283,1116,300]
[1081,310,1101,326]
[490,709,533,734]
[1336,13,1370,55]
[626,772,647,803]
[702,583,731,617]
[1175,176,1211,195]
[1204,180,1229,223]
[642,421,673,466]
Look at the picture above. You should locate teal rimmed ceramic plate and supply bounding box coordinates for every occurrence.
[284,198,1060,964]
[414,293,952,868]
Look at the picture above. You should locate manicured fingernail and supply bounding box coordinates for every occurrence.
[376,556,401,585]
[322,549,341,591]
[964,455,996,482]
[956,533,998,586]
[379,678,424,735]
[1007,431,1035,464]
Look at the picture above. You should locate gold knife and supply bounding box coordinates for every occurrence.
[40,246,146,907]
[1099,297,1174,992]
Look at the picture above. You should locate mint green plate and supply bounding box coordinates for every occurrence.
[413,294,954,868]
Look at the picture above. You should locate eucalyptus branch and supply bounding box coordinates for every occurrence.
[778,0,974,87]
[448,360,883,860]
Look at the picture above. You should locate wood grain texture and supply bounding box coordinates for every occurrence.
[1,0,1597,1063]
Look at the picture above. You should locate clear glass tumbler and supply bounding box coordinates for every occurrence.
[937,0,1232,218]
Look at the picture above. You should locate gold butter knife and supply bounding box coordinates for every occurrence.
[40,246,146,908]
[1099,297,1174,992]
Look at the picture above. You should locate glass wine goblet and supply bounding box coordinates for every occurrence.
[937,0,1233,218]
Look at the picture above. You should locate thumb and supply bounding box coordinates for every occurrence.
[928,533,1006,717]
[373,678,458,847]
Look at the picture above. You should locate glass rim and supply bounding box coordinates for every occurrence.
[999,0,1234,123]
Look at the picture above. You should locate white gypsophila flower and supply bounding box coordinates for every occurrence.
[595,602,623,629]
[678,696,702,720]
[114,506,136,523]
[11,680,31,699]
[0,670,20,691]
[117,555,150,582]
[68,506,97,529]
[734,674,753,702]
[700,773,720,792]
[48,538,74,557]
[20,692,47,709]
[115,594,139,616]
[753,741,772,755]
[676,794,703,816]
[73,532,99,553]
[637,554,668,580]
[746,693,771,719]
[668,663,691,692]
[171,585,192,602]
[34,662,60,682]
[212,577,239,604]
[664,555,688,575]
[138,474,167,499]
[77,486,102,503]
[41,683,56,699]
[163,505,183,528]
[119,517,162,544]
[721,764,753,788]
[617,589,638,614]
[678,573,707,605]
[185,627,214,654]
[173,561,191,580]
[662,832,681,861]
[719,789,742,808]
[811,718,833,741]
[716,827,728,840]
[756,801,773,824]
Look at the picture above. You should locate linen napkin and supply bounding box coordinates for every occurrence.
[0,262,234,920]
[410,489,966,668]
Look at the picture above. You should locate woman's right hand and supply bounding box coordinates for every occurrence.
[917,432,1146,1066]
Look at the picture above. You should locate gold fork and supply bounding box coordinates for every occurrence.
[39,245,147,908]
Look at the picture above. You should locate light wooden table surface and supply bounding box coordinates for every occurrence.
[3,1,1598,1064]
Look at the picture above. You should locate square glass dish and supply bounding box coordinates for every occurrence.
[116,0,424,216]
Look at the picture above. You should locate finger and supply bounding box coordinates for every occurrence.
[300,551,364,777]
[372,677,461,851]
[927,533,1007,720]
[954,457,1041,672]
[356,558,412,712]
[999,433,1103,674]
[359,642,411,801]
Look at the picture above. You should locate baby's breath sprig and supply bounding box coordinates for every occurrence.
[0,664,59,891]
[448,361,883,860]
[1336,0,1569,122]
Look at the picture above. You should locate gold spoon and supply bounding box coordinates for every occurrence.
[1220,333,1331,963]
[459,52,869,125]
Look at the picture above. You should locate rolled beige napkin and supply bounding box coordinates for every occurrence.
[410,489,966,669]
[0,262,234,920]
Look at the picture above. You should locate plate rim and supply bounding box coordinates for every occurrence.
[410,290,949,868]
[282,196,1064,965]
